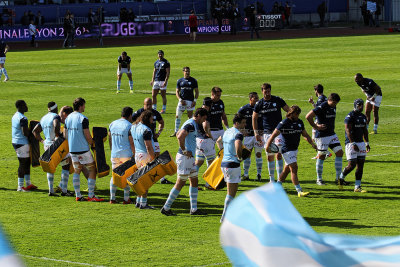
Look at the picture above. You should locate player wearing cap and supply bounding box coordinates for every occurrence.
[338,99,370,193]
[116,51,133,94]
[354,73,382,134]
[150,50,170,114]
[266,106,317,197]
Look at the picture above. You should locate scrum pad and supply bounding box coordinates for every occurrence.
[92,127,110,178]
[127,151,177,196]
[39,136,69,174]
[112,157,138,189]
[29,120,40,168]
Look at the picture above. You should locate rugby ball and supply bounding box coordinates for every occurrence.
[268,143,279,153]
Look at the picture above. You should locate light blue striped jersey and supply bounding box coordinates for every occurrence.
[65,111,90,153]
[109,118,133,158]
[40,112,61,146]
[131,123,154,154]
[222,127,243,164]
[178,118,198,155]
[11,111,28,145]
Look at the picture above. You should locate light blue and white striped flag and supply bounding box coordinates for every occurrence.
[220,183,400,266]
[0,227,24,267]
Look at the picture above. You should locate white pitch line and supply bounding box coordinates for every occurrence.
[20,254,106,267]
[376,145,400,148]
[368,152,400,157]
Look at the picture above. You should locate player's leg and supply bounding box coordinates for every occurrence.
[188,175,202,214]
[109,158,120,203]
[315,137,328,185]
[0,61,7,81]
[372,105,380,134]
[242,136,254,180]
[275,134,284,178]
[221,166,240,222]
[277,164,290,183]
[288,162,308,197]
[329,136,343,183]
[338,142,357,189]
[264,134,277,182]
[127,72,133,93]
[60,163,72,196]
[161,177,186,215]
[365,101,373,128]
[71,156,84,200]
[152,88,159,110]
[174,104,184,135]
[85,160,101,201]
[160,89,167,113]
[354,158,366,192]
[116,72,122,94]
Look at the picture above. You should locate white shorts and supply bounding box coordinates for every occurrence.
[44,144,70,166]
[315,134,342,153]
[117,68,132,75]
[176,153,197,179]
[152,81,167,90]
[366,95,382,108]
[221,166,241,184]
[14,144,30,158]
[263,133,283,155]
[211,130,225,142]
[244,136,264,153]
[154,142,160,153]
[70,151,94,165]
[135,152,152,168]
[111,157,131,169]
[176,100,195,113]
[345,142,367,161]
[282,150,298,165]
[0,57,6,64]
[196,138,216,158]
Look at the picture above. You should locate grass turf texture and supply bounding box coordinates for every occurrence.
[1,34,399,266]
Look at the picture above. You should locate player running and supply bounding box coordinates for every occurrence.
[116,51,133,94]
[338,99,370,193]
[150,50,170,113]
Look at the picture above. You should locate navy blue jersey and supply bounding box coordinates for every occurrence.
[197,123,210,140]
[208,99,225,131]
[0,40,6,57]
[276,118,304,153]
[253,96,287,134]
[118,56,131,68]
[344,111,367,144]
[358,78,381,98]
[154,58,170,81]
[313,102,337,138]
[316,95,328,106]
[132,108,163,142]
[237,103,262,136]
[176,77,198,101]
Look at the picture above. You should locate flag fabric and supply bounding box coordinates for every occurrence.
[220,183,400,267]
[0,228,24,267]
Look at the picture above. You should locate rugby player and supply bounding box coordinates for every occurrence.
[150,50,170,113]
[306,93,345,186]
[131,110,156,209]
[253,83,289,182]
[209,86,229,149]
[238,92,264,181]
[266,106,317,197]
[220,113,246,223]
[12,100,37,192]
[0,39,9,82]
[171,66,199,137]
[354,73,382,134]
[161,108,208,216]
[64,97,103,202]
[108,106,135,204]
[116,51,133,94]
[338,99,370,193]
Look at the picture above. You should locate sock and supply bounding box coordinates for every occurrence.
[61,169,69,193]
[162,104,166,111]
[175,118,181,133]
[355,180,361,188]
[195,165,200,172]
[24,174,31,186]
[163,187,180,210]
[47,173,54,193]
[129,80,133,90]
[335,157,342,180]
[117,80,121,91]
[3,68,8,78]
[73,173,81,198]
[136,196,141,205]
[110,177,117,200]
[339,169,347,180]
[87,178,96,198]
[295,184,302,193]
[123,185,130,201]
[18,177,24,189]
[268,161,275,181]
[243,158,251,176]
[189,186,198,212]
[256,157,263,175]
[0,68,3,80]
[207,156,216,166]
[221,195,234,223]
[276,159,284,176]
[152,104,157,110]
[373,124,378,132]
[316,159,324,181]
[140,197,147,207]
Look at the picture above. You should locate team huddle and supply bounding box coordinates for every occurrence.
[11,49,383,221]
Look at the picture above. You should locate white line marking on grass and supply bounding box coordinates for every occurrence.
[192,262,231,267]
[376,145,400,148]
[368,152,400,157]
[20,255,106,267]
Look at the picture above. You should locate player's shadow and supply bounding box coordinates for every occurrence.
[304,217,396,229]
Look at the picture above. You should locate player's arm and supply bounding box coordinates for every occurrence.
[345,123,359,152]
[32,123,44,143]
[282,104,290,112]
[128,135,135,155]
[63,127,68,140]
[363,125,370,152]
[83,128,94,147]
[369,84,382,101]
[305,110,326,131]
[235,136,243,161]
[144,139,155,160]
[150,68,156,86]
[118,63,122,72]
[21,118,29,137]
[4,45,9,54]
[308,96,315,107]
[265,128,280,153]
[302,129,317,150]
[108,132,112,151]
[175,87,181,101]
[127,63,131,72]
[177,129,191,157]
[222,111,229,129]
[192,87,199,108]
[252,111,261,141]
[204,120,213,139]
[163,67,170,86]
[53,117,61,138]
[156,118,164,138]
[216,136,223,150]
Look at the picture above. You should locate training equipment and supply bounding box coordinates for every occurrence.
[28,120,40,167]
[127,151,177,196]
[202,149,225,190]
[92,127,110,178]
[112,157,138,189]
[39,136,69,174]
[268,143,279,153]
[241,146,251,160]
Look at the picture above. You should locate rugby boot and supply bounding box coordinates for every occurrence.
[87,196,104,202]
[25,184,38,190]
[190,209,207,215]
[298,191,310,197]
[354,187,367,193]
[161,207,177,216]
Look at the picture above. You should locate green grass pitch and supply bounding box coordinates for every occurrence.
[0,34,399,266]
